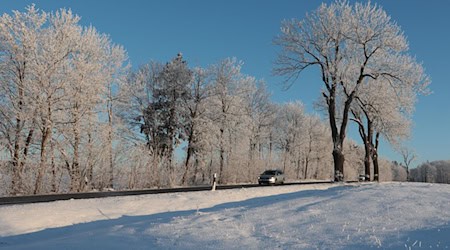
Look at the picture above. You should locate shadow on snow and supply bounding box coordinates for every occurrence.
[0,185,448,249]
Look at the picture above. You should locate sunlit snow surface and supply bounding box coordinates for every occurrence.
[0,182,449,249]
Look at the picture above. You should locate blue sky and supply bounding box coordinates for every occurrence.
[1,0,449,166]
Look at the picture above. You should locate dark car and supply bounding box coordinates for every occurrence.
[258,169,285,185]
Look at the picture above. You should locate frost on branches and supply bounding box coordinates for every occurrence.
[0,6,127,194]
[274,1,429,181]
[0,4,416,196]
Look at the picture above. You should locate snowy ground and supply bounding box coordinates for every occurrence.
[0,182,449,249]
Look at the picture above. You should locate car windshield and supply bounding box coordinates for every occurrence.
[262,170,277,175]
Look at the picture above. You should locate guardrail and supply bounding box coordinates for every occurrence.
[0,180,334,206]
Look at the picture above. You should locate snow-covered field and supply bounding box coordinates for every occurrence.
[0,182,449,249]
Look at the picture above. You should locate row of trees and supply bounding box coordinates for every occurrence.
[116,54,408,189]
[0,6,126,194]
[0,2,430,195]
[409,161,450,184]
[117,56,337,188]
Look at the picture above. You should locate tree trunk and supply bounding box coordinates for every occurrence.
[12,141,21,194]
[86,120,94,191]
[51,139,57,193]
[218,128,225,184]
[305,131,313,180]
[11,88,24,195]
[363,142,371,181]
[34,102,52,194]
[14,123,35,194]
[182,123,195,185]
[22,126,34,160]
[193,159,200,185]
[107,97,114,189]
[182,145,193,185]
[166,89,177,160]
[154,152,161,188]
[372,132,380,182]
[269,132,273,161]
[332,148,345,181]
[71,103,81,192]
[207,155,213,184]
[304,157,309,180]
[128,165,136,189]
[326,85,346,182]
[372,152,379,181]
[34,125,50,194]
[353,114,371,182]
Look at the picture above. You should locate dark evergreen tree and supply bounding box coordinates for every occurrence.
[142,53,193,159]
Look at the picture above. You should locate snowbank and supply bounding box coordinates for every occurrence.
[0,182,449,249]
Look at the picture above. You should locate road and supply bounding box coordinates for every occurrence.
[0,180,335,206]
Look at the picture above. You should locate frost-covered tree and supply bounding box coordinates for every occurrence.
[274,102,306,177]
[274,1,429,181]
[390,161,407,181]
[119,55,193,187]
[246,82,275,160]
[102,41,128,189]
[207,58,254,183]
[31,9,84,194]
[303,115,330,179]
[343,140,364,181]
[351,61,427,181]
[120,62,162,147]
[181,67,212,185]
[272,102,333,181]
[241,81,277,181]
[118,62,169,186]
[0,5,46,194]
[399,147,416,181]
[152,53,192,159]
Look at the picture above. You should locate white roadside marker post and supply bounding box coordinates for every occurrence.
[212,173,217,191]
